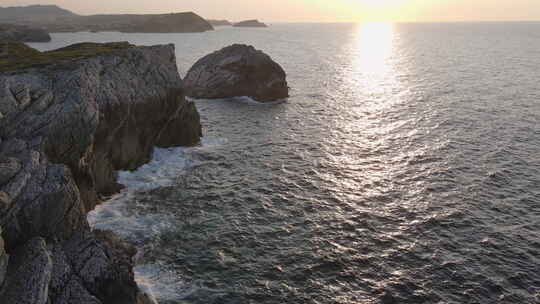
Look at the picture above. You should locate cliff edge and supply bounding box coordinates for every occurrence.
[0,42,202,304]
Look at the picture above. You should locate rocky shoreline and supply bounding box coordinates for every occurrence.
[0,42,201,304]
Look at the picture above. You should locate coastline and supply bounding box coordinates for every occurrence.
[0,42,202,303]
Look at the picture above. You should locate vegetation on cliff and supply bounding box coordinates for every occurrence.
[0,41,133,72]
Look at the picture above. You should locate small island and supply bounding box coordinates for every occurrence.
[233,19,267,28]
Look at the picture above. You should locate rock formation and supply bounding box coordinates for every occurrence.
[184,44,289,102]
[233,19,267,28]
[0,41,202,303]
[0,24,51,42]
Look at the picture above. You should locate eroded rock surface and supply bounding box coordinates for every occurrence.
[184,44,288,102]
[0,42,202,303]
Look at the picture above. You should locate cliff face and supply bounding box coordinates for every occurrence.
[0,42,202,303]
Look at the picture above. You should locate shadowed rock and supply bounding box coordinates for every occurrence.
[0,227,7,288]
[0,237,52,304]
[0,42,202,303]
[184,44,288,102]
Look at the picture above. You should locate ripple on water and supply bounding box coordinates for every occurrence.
[80,22,540,304]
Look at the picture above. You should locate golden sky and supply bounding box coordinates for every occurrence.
[3,0,540,22]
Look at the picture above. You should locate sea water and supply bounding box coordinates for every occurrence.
[31,22,540,303]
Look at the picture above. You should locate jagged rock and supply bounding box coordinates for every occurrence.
[0,191,9,212]
[60,231,138,304]
[137,291,158,304]
[233,19,267,28]
[0,226,8,288]
[0,42,202,303]
[0,157,21,185]
[0,237,53,304]
[184,44,289,102]
[0,24,51,42]
[48,241,102,304]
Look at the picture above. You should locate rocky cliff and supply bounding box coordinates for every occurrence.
[0,41,202,304]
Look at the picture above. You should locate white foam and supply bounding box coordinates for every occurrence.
[87,138,226,302]
[187,95,288,105]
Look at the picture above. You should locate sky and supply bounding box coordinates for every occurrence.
[2,0,540,22]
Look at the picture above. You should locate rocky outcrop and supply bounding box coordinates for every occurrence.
[0,24,51,42]
[0,42,202,303]
[184,44,289,102]
[233,19,267,28]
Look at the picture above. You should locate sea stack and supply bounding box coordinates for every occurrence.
[233,19,267,27]
[0,41,201,303]
[184,44,289,102]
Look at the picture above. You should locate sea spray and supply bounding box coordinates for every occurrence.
[87,137,227,302]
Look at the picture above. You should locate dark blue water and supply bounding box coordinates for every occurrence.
[34,22,540,303]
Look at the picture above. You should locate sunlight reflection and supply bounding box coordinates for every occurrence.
[354,22,395,75]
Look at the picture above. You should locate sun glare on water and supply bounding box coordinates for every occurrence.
[355,22,395,75]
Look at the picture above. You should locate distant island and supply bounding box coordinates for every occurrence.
[0,24,51,42]
[207,19,232,26]
[0,4,76,23]
[233,19,268,28]
[0,5,214,33]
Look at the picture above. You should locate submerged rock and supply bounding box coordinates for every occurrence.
[233,19,267,28]
[184,44,289,102]
[0,24,51,42]
[0,42,202,303]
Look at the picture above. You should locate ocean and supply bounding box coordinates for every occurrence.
[30,22,540,303]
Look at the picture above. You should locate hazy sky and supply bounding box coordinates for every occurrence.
[2,0,540,22]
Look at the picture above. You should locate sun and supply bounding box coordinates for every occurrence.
[361,0,404,7]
